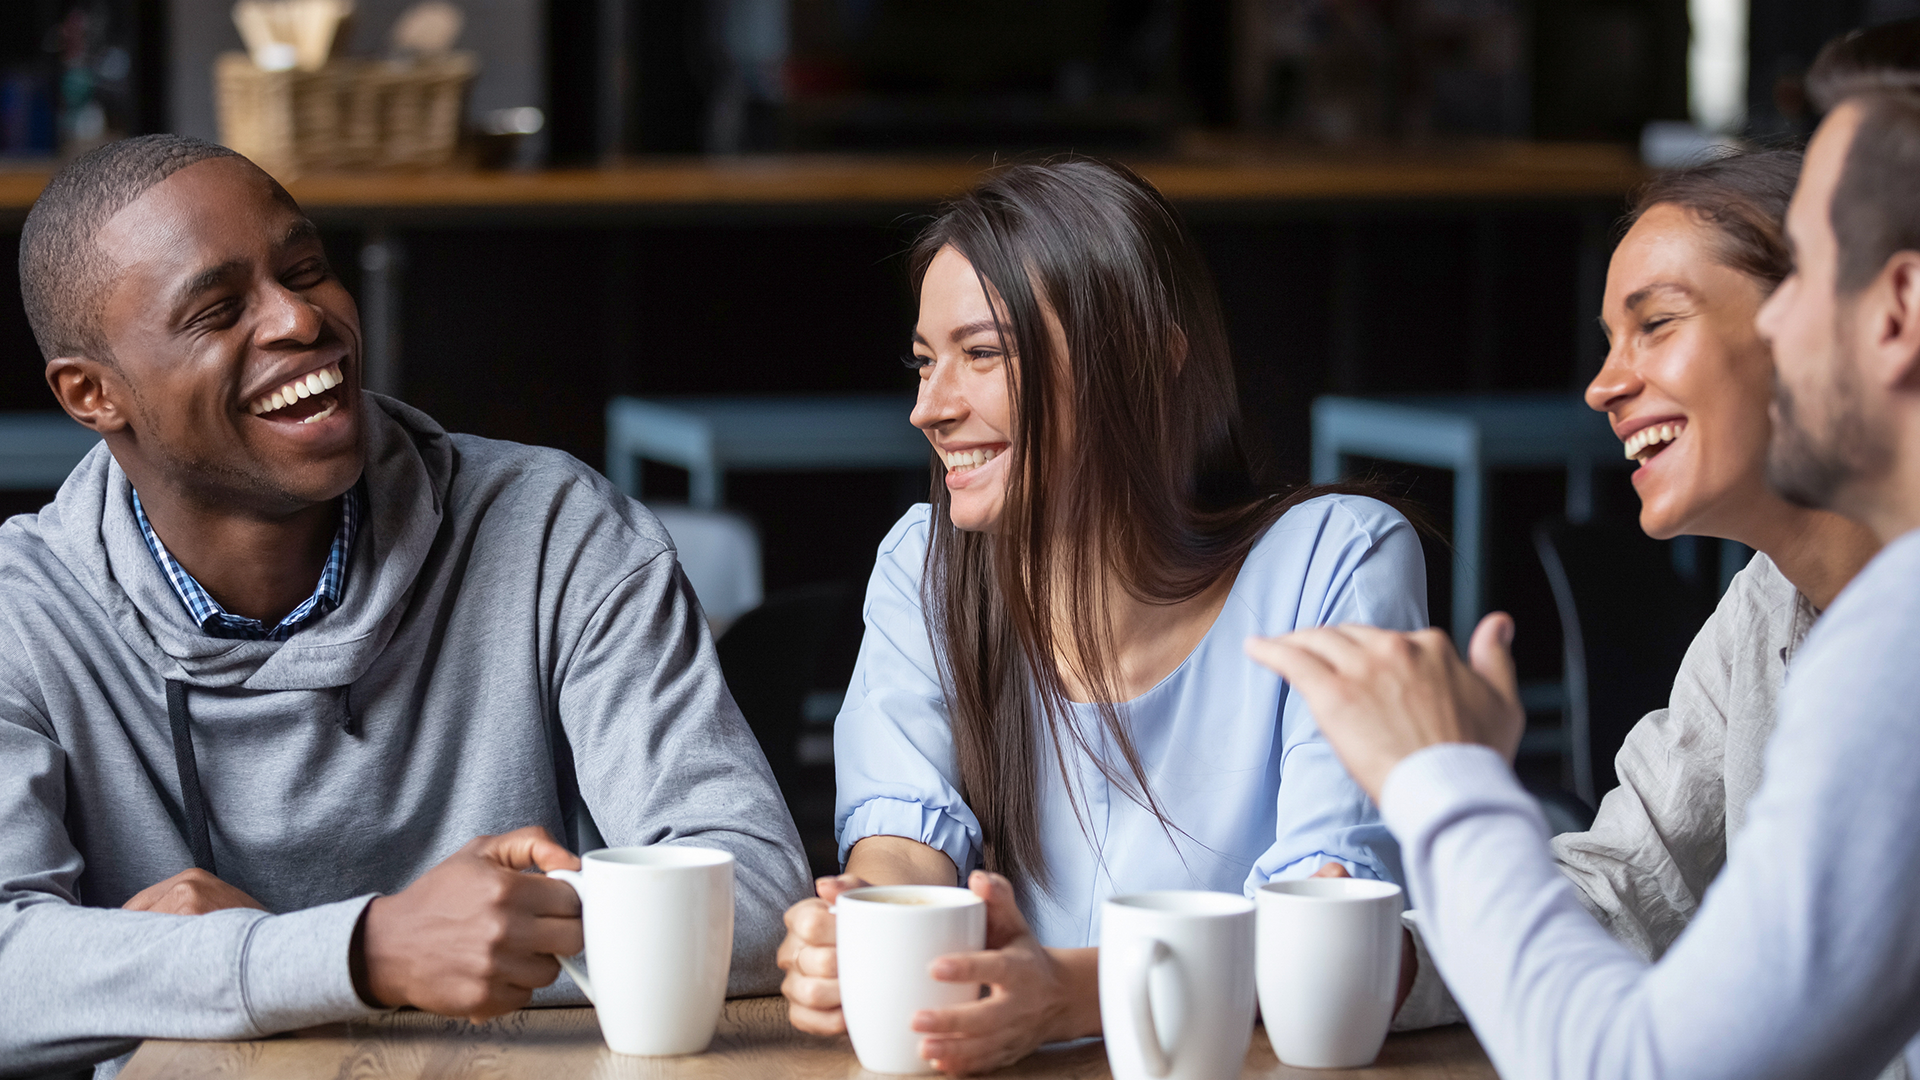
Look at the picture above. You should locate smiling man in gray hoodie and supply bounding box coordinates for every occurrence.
[0,135,811,1075]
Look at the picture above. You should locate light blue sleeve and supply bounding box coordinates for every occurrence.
[832,506,979,882]
[1376,540,1920,1080]
[1246,496,1427,892]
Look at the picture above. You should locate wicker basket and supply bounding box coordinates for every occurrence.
[214,51,477,177]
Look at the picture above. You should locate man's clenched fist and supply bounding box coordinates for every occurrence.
[357,826,584,1022]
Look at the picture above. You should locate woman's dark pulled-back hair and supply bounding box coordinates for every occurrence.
[1623,149,1801,294]
[909,160,1312,889]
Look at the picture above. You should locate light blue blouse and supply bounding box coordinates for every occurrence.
[833,494,1427,948]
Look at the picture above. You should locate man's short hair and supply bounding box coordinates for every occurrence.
[1809,19,1920,114]
[18,134,241,363]
[1833,91,1920,294]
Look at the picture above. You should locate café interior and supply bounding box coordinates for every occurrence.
[0,1,1900,1076]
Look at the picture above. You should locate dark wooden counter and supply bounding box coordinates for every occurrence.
[0,143,1645,219]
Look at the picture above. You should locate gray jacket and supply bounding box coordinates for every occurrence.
[0,394,810,1074]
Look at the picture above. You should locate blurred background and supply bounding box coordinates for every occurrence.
[0,0,1908,869]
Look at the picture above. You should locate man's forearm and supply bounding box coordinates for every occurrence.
[0,895,380,1071]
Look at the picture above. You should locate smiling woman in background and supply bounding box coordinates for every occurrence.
[774,159,1428,1075]
[1389,151,1891,1056]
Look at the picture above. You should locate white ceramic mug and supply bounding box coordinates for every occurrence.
[1256,877,1403,1068]
[1098,891,1257,1080]
[834,885,986,1075]
[547,846,734,1056]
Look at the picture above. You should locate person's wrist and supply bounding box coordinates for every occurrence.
[349,903,378,1008]
[357,895,407,1009]
[1046,946,1102,1041]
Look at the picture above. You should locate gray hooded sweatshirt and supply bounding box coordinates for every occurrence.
[0,394,811,1074]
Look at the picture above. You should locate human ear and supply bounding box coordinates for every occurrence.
[1862,252,1920,391]
[45,358,133,434]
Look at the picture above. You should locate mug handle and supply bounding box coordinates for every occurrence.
[1129,938,1178,1079]
[546,868,595,1004]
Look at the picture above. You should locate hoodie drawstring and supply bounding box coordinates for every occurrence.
[164,679,216,874]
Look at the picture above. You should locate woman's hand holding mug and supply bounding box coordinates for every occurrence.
[779,869,1100,1076]
[910,871,1097,1076]
[778,873,868,1034]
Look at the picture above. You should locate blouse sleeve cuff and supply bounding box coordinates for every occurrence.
[1262,851,1382,882]
[838,797,976,883]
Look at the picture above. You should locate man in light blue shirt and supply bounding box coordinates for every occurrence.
[1247,91,1920,1079]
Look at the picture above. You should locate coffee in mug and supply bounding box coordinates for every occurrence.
[835,885,986,1075]
[547,846,734,1056]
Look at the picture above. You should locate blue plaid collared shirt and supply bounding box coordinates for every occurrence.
[132,486,361,641]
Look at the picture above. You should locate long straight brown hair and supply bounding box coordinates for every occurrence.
[912,159,1336,891]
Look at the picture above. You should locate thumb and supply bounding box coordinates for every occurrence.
[815,874,870,904]
[969,870,1032,947]
[1467,612,1519,703]
[477,826,582,873]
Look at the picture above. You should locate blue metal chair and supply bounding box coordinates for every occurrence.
[0,413,100,492]
[604,395,925,508]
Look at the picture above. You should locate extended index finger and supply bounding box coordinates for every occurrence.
[1244,634,1344,697]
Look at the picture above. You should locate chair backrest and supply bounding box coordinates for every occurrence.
[716,582,867,877]
[650,504,764,629]
[715,582,860,788]
[1535,519,1716,805]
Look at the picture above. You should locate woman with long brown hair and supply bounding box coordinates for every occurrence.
[774,159,1428,1074]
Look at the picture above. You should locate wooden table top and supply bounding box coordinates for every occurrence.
[120,996,1494,1080]
[0,142,1643,216]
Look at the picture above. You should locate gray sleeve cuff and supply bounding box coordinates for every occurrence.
[239,895,385,1034]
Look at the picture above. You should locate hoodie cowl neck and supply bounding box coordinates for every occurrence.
[37,393,451,691]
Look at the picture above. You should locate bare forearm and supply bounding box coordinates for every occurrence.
[846,836,959,886]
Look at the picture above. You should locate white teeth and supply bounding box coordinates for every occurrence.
[942,447,1000,472]
[1623,421,1684,461]
[246,363,345,417]
[298,398,340,425]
